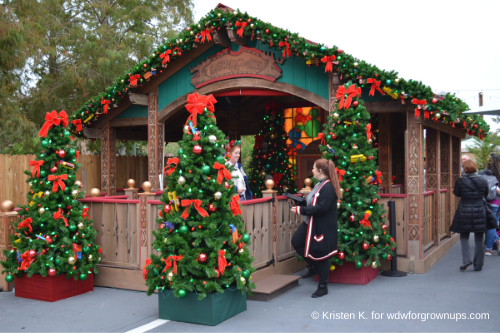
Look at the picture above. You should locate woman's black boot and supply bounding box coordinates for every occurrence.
[301,265,317,278]
[311,284,328,298]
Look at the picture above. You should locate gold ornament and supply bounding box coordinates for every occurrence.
[183,125,190,134]
[240,276,246,285]
[353,62,358,68]
[269,133,277,140]
[142,181,152,193]
[367,138,373,144]
[214,191,222,200]
[167,272,174,281]
[127,179,136,188]
[190,31,194,36]
[88,254,93,262]
[178,176,186,186]
[371,261,378,269]
[265,179,275,189]
[78,222,84,229]
[250,23,254,29]
[0,200,15,212]
[238,248,245,254]
[75,180,82,188]
[217,13,222,18]
[330,265,335,271]
[68,257,76,265]
[28,182,32,188]
[333,112,339,119]
[373,235,380,242]
[72,190,78,196]
[89,188,101,197]
[39,207,45,214]
[435,113,441,119]
[45,191,50,196]
[340,188,344,194]
[163,238,168,243]
[337,202,341,209]
[395,78,400,84]
[259,170,266,178]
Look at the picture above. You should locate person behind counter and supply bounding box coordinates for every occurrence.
[226,140,252,201]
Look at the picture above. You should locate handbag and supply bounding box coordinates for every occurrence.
[469,178,498,230]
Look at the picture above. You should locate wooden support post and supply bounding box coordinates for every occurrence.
[262,186,278,263]
[138,190,155,269]
[100,123,116,196]
[406,111,425,260]
[426,128,441,245]
[439,132,451,237]
[124,187,139,200]
[0,211,17,292]
[148,88,164,192]
[328,72,341,114]
[379,114,392,191]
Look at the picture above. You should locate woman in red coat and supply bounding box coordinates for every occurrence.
[291,159,343,298]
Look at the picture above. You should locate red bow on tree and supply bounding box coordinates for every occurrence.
[129,74,141,87]
[48,174,68,192]
[71,119,82,132]
[366,124,375,141]
[164,157,179,176]
[359,213,372,228]
[273,172,283,185]
[163,255,183,274]
[321,55,337,73]
[192,131,200,141]
[201,28,212,43]
[366,78,385,97]
[142,258,152,280]
[336,168,346,182]
[412,98,428,118]
[213,162,232,184]
[160,50,172,66]
[180,199,209,220]
[53,208,69,227]
[229,195,242,217]
[254,135,264,150]
[38,111,69,138]
[82,207,90,220]
[318,133,326,145]
[218,250,227,275]
[30,160,44,178]
[336,84,361,110]
[18,217,33,233]
[374,171,382,185]
[185,93,217,128]
[279,40,291,58]
[101,100,111,114]
[20,250,35,271]
[235,21,247,38]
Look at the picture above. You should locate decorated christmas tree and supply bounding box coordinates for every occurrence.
[319,82,396,269]
[1,111,100,282]
[248,101,296,197]
[144,93,255,300]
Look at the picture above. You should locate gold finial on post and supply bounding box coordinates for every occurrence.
[127,179,136,189]
[0,200,15,212]
[89,188,101,197]
[265,179,275,189]
[142,181,152,193]
[300,178,313,195]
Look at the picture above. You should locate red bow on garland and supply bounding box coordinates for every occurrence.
[71,119,82,132]
[336,168,346,182]
[38,111,69,138]
[129,74,141,87]
[359,213,372,228]
[213,162,232,184]
[412,98,428,118]
[82,207,89,220]
[164,157,179,176]
[279,40,291,58]
[48,174,68,192]
[320,55,337,73]
[53,208,69,227]
[20,250,35,271]
[30,160,44,178]
[143,258,152,280]
[366,78,385,97]
[336,84,361,110]
[366,124,375,141]
[163,255,183,274]
[101,100,111,114]
[235,21,247,38]
[374,171,382,185]
[18,217,33,233]
[180,199,209,220]
[201,28,212,43]
[218,250,227,275]
[229,195,242,217]
[159,50,172,66]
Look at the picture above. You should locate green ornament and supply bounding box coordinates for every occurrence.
[179,225,189,234]
[5,274,14,283]
[40,170,47,178]
[79,273,88,281]
[178,149,185,155]
[354,261,363,269]
[82,246,90,254]
[341,161,347,167]
[342,234,349,241]
[381,253,388,260]
[215,155,224,163]
[178,289,187,298]
[326,135,331,140]
[201,165,210,175]
[69,225,77,233]
[386,79,391,85]
[357,201,363,206]
[242,269,250,279]
[242,234,250,243]
[63,131,71,138]
[55,257,62,265]
[69,148,76,156]
[41,140,48,147]
[354,187,361,193]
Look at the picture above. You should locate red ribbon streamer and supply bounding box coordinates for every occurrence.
[129,74,141,87]
[279,40,291,58]
[321,55,336,72]
[235,21,247,38]
[201,28,212,43]
[359,213,372,228]
[164,157,179,176]
[38,111,69,138]
[213,162,232,184]
[366,78,385,97]
[366,124,375,141]
[229,195,242,217]
[375,171,382,185]
[218,250,227,275]
[71,119,82,132]
[163,255,183,274]
[82,207,90,220]
[48,174,68,192]
[30,160,44,178]
[101,100,111,114]
[336,84,362,110]
[18,217,33,233]
[53,208,69,227]
[336,168,346,182]
[180,199,209,220]
[160,50,172,66]
[411,98,428,118]
[143,258,152,280]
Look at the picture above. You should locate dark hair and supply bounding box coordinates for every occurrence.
[463,160,477,174]
[314,159,342,199]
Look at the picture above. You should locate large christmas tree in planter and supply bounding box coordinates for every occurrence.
[1,111,100,301]
[143,93,255,326]
[318,82,396,283]
[248,101,296,197]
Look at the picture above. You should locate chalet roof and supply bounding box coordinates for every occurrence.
[464,103,500,115]
[66,4,489,139]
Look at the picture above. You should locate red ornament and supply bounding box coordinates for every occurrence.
[473,124,478,129]
[382,224,388,230]
[261,154,268,160]
[193,145,202,154]
[214,268,220,278]
[50,166,58,173]
[247,19,251,23]
[159,224,165,229]
[29,250,36,258]
[337,252,345,260]
[367,156,374,160]
[48,268,57,277]
[208,204,216,213]
[337,49,343,53]
[224,181,230,190]
[331,134,337,140]
[45,236,52,243]
[349,214,356,222]
[362,242,369,251]
[431,98,438,104]
[371,198,378,204]
[265,29,269,34]
[57,150,66,158]
[352,100,359,107]
[197,253,207,263]
[387,254,392,261]
[163,204,171,214]
[238,242,243,249]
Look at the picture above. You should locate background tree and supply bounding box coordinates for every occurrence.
[466,133,500,170]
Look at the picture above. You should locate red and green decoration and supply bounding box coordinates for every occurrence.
[1,111,100,283]
[66,6,488,139]
[143,93,255,299]
[248,102,296,198]
[319,82,395,270]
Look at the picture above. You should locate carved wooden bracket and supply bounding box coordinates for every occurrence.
[227,27,246,46]
[129,93,148,106]
[212,28,231,48]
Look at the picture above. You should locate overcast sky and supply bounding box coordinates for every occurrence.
[193,0,500,131]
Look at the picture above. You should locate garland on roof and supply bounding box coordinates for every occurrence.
[68,7,488,139]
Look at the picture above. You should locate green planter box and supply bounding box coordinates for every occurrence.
[158,288,247,326]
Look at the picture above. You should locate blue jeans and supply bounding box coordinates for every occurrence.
[486,204,500,250]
